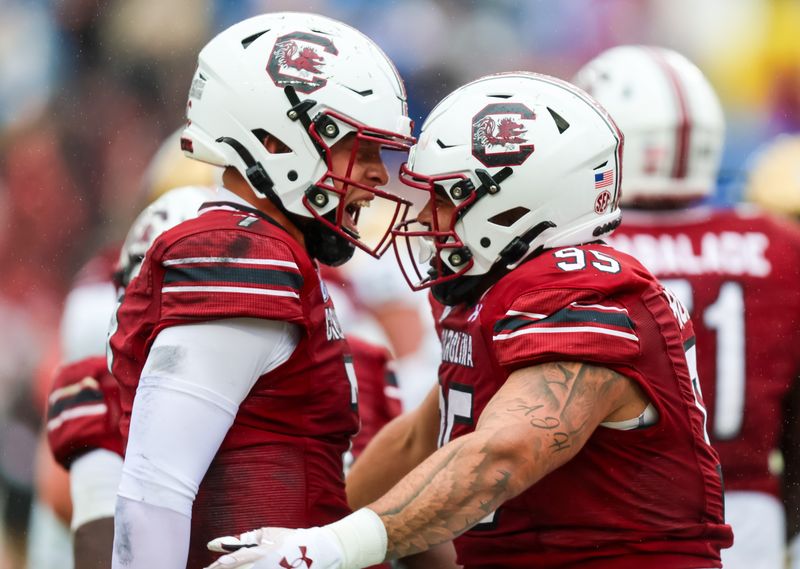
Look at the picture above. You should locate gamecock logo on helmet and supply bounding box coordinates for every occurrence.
[267,31,339,94]
[472,103,536,167]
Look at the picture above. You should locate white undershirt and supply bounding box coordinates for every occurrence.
[60,281,118,363]
[111,317,300,569]
[70,448,124,530]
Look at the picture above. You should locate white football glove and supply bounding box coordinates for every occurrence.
[205,509,388,569]
[206,526,344,569]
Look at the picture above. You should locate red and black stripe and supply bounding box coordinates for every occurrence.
[48,388,104,421]
[494,307,635,334]
[164,266,304,289]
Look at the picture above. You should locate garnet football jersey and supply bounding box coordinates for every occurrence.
[47,355,124,468]
[108,202,359,568]
[609,207,800,497]
[347,336,402,460]
[433,243,732,569]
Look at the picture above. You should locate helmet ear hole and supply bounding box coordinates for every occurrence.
[253,129,293,154]
[488,207,530,227]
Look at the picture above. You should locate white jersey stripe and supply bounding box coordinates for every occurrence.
[47,403,108,432]
[163,257,298,269]
[493,325,638,342]
[49,376,101,405]
[162,285,299,299]
[504,309,548,319]
[569,302,629,313]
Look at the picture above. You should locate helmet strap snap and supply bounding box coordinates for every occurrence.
[284,86,327,159]
[498,220,556,266]
[216,136,276,199]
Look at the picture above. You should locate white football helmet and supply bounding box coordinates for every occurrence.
[181,12,414,263]
[141,129,222,203]
[745,134,800,217]
[392,72,623,303]
[116,186,216,289]
[573,45,724,205]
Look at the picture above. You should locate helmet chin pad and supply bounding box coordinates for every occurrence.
[301,212,356,267]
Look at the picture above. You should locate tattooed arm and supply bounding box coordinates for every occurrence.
[370,360,648,559]
[347,385,440,510]
[204,361,648,569]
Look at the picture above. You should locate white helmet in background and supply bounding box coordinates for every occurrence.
[392,72,623,305]
[745,134,800,217]
[141,129,222,203]
[116,186,216,289]
[181,12,414,265]
[573,45,724,205]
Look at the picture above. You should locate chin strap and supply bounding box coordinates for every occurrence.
[432,219,557,307]
[216,133,354,266]
[303,211,355,267]
[216,86,357,266]
[215,136,279,202]
[498,219,557,266]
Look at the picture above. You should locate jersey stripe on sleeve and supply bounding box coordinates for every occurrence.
[160,257,304,299]
[47,376,108,432]
[492,295,641,371]
[493,302,637,341]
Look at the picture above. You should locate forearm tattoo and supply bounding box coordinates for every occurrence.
[371,361,626,559]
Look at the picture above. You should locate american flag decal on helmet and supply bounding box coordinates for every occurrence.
[594,170,613,189]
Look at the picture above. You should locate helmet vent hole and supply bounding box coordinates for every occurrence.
[488,94,512,99]
[480,237,491,248]
[546,107,570,134]
[241,30,270,49]
[437,139,456,149]
[594,160,608,170]
[344,86,374,97]
[488,207,530,227]
[253,129,292,154]
[288,170,298,181]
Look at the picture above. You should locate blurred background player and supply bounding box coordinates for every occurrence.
[745,134,800,220]
[575,45,800,569]
[47,185,215,569]
[108,12,414,569]
[28,131,220,569]
[743,132,800,569]
[320,240,440,414]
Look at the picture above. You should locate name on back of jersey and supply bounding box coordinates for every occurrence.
[610,231,771,277]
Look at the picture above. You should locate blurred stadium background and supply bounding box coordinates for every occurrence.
[1,0,799,566]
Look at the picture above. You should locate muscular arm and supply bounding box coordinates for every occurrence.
[369,361,643,559]
[347,385,440,510]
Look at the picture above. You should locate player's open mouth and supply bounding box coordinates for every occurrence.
[343,199,370,237]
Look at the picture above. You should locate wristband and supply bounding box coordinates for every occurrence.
[326,508,388,569]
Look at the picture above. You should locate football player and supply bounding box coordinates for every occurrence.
[205,72,732,569]
[107,12,414,569]
[574,46,800,569]
[744,133,800,569]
